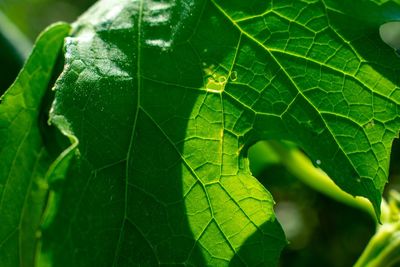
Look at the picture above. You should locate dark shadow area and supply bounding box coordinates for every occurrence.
[39,52,72,158]
[241,138,400,266]
[385,138,400,195]
[245,152,376,267]
[230,218,286,266]
[0,29,25,94]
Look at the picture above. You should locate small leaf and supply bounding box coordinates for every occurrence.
[0,23,70,267]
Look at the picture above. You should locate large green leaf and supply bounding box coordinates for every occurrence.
[0,23,70,267]
[41,0,400,266]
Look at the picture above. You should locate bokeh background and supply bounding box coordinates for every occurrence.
[0,1,399,266]
[0,0,94,39]
[0,0,95,91]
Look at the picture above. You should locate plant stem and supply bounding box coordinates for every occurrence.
[262,141,400,267]
[267,141,379,219]
[354,191,400,267]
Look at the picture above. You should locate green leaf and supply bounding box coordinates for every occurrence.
[212,0,400,214]
[42,0,400,266]
[0,23,70,267]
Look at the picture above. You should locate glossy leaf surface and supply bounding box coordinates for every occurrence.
[3,0,400,266]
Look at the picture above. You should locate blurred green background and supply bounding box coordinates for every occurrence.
[0,0,94,39]
[1,1,399,266]
[0,0,95,91]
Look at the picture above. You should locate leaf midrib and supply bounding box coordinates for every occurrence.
[112,0,145,265]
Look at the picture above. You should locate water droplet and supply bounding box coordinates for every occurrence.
[316,159,321,165]
[356,178,361,183]
[230,71,238,81]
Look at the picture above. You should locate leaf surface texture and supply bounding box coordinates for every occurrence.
[34,0,400,266]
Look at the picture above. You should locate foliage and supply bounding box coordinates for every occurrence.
[1,0,400,266]
[0,23,70,266]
